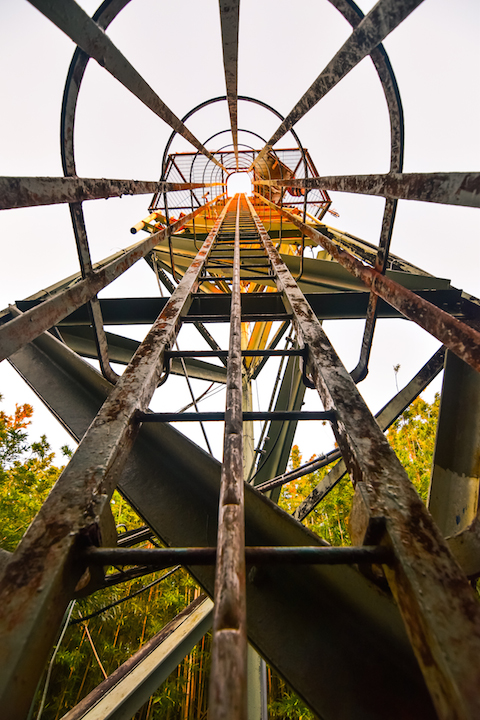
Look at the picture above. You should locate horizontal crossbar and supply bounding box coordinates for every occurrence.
[165,349,304,358]
[136,411,335,422]
[84,545,393,567]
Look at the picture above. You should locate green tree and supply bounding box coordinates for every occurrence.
[279,448,353,547]
[386,393,440,503]
[0,395,67,551]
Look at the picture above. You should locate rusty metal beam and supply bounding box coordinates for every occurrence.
[0,198,219,364]
[219,0,240,166]
[350,197,397,382]
[246,195,480,719]
[256,172,480,208]
[68,201,118,384]
[325,1,405,383]
[0,200,233,720]
[0,177,216,210]
[88,296,118,384]
[85,545,393,567]
[252,0,424,166]
[328,0,405,174]
[209,197,247,720]
[27,0,226,171]
[256,194,480,373]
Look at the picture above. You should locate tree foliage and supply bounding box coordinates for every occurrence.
[386,393,440,504]
[279,446,353,548]
[0,397,66,552]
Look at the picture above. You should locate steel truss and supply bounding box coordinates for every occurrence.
[1,1,479,719]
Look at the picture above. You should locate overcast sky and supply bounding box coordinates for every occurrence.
[0,0,479,462]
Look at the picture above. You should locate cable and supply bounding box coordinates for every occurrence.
[35,601,76,720]
[175,382,226,413]
[69,565,181,626]
[177,382,215,413]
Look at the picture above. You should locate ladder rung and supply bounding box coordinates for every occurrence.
[136,411,335,422]
[84,545,393,567]
[215,241,262,245]
[210,254,266,259]
[183,311,291,322]
[238,264,271,268]
[204,263,270,269]
[165,349,304,358]
[198,275,276,282]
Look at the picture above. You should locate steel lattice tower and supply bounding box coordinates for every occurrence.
[0,1,479,719]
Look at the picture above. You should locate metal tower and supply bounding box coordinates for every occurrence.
[1,1,480,718]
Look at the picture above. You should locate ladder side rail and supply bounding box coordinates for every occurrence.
[0,199,234,720]
[209,196,247,719]
[245,195,480,720]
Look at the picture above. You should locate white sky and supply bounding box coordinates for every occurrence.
[0,0,479,463]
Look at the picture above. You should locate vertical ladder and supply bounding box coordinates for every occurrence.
[1,194,480,720]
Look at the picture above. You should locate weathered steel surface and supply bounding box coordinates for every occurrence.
[259,196,480,373]
[0,202,231,719]
[87,296,119,384]
[62,596,213,720]
[219,0,240,165]
[137,411,334,422]
[253,0,424,166]
[257,172,480,208]
[350,197,397,382]
[85,545,393,567]
[294,347,446,520]
[60,0,131,181]
[0,199,217,364]
[429,351,480,576]
[68,201,119,384]
[329,0,404,174]
[7,330,437,719]
[246,195,480,719]
[28,0,225,170]
[145,258,229,368]
[209,199,247,720]
[0,177,210,210]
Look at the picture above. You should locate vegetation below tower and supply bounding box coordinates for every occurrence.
[0,392,440,719]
